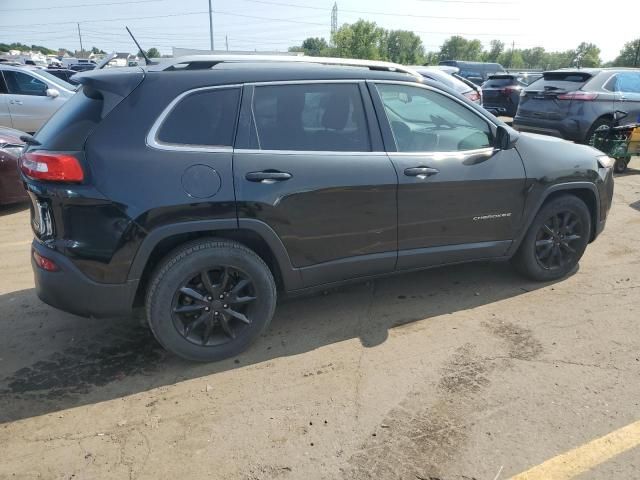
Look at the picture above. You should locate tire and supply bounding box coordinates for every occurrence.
[585,117,613,145]
[513,195,591,282]
[145,239,276,362]
[614,158,628,174]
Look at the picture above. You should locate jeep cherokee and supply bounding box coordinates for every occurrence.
[20,56,615,361]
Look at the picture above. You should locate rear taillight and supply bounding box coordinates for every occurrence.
[464,91,481,102]
[20,152,84,182]
[557,91,598,101]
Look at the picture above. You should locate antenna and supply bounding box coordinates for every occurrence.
[126,26,154,65]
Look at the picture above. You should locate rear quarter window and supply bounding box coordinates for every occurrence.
[156,87,241,147]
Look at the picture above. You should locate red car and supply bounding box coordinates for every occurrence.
[0,127,28,205]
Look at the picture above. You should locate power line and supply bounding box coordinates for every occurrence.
[3,0,162,12]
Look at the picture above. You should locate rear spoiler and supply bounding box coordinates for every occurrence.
[73,67,145,117]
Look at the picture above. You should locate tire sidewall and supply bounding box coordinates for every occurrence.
[147,241,276,362]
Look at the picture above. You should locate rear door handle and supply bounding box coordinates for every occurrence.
[245,170,292,183]
[404,166,439,177]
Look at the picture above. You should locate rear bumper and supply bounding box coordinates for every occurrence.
[32,240,138,318]
[513,117,586,142]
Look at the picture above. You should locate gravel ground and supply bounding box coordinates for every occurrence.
[0,159,639,480]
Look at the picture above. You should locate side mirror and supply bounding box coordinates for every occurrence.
[496,125,518,150]
[46,88,60,98]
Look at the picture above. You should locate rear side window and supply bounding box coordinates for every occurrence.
[157,87,241,147]
[607,73,640,94]
[252,83,371,152]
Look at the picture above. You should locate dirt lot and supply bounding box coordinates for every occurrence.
[1,160,639,480]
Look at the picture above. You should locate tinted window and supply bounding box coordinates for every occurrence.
[542,72,592,83]
[158,88,240,147]
[252,83,370,152]
[0,72,7,94]
[483,76,517,88]
[376,83,492,152]
[3,70,47,96]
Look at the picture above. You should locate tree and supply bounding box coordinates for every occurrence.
[439,36,482,61]
[612,38,640,67]
[483,40,504,63]
[138,47,160,58]
[91,46,106,55]
[521,47,546,69]
[332,20,387,59]
[573,42,601,68]
[422,51,440,65]
[300,37,329,56]
[385,30,424,64]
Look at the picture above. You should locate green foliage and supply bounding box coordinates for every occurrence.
[91,46,106,55]
[483,40,504,63]
[332,20,387,60]
[573,42,601,67]
[146,47,161,58]
[0,42,56,55]
[300,37,329,56]
[612,38,640,67]
[386,30,425,65]
[439,36,483,61]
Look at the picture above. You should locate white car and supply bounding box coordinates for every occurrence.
[0,65,76,133]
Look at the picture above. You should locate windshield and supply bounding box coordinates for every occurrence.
[33,70,75,91]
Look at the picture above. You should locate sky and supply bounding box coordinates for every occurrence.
[1,0,639,61]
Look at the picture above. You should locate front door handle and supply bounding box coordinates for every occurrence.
[9,100,23,105]
[404,166,439,177]
[245,170,292,183]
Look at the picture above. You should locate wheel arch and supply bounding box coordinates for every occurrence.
[509,182,600,256]
[129,219,301,308]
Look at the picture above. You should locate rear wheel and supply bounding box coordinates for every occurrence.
[146,239,276,362]
[585,117,613,145]
[513,195,591,281]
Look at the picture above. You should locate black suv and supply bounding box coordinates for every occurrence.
[20,56,614,361]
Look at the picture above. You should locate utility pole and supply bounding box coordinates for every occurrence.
[225,35,229,52]
[208,0,214,51]
[77,23,84,58]
[510,40,515,68]
[330,2,337,45]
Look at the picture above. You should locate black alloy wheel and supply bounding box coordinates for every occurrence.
[172,266,256,346]
[534,211,583,270]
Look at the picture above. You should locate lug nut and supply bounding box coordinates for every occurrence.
[214,311,219,316]
[223,304,228,309]
[205,307,210,311]
[207,296,212,301]
[219,295,224,299]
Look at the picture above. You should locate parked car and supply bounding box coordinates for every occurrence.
[482,73,542,117]
[0,126,27,205]
[411,66,482,104]
[514,68,640,143]
[0,64,75,133]
[439,61,507,85]
[20,55,614,362]
[68,64,96,72]
[45,68,80,85]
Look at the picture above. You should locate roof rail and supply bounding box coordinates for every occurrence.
[150,54,421,78]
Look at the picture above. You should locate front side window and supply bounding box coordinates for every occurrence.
[157,87,240,147]
[3,70,47,96]
[376,83,492,152]
[252,83,371,152]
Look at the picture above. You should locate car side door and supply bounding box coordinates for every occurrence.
[0,72,12,128]
[3,70,63,133]
[369,81,527,270]
[233,81,398,289]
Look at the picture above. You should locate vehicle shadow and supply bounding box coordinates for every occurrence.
[0,201,28,217]
[0,260,565,424]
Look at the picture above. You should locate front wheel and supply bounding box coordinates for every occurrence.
[513,195,591,282]
[614,158,628,174]
[146,239,276,362]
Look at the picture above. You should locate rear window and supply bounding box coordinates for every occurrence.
[483,76,517,87]
[157,87,240,147]
[542,72,593,83]
[34,87,103,149]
